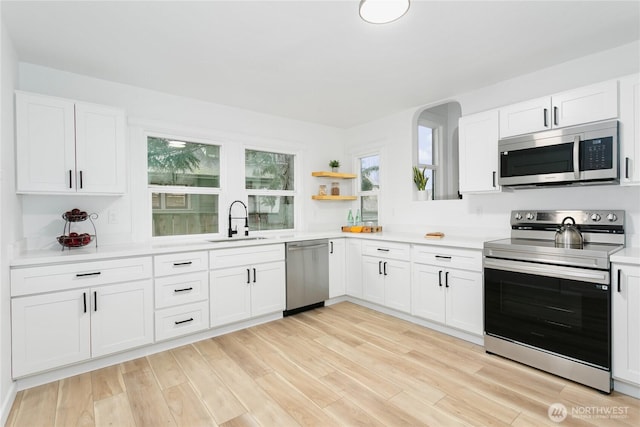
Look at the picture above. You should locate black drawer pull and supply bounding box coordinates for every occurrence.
[377,248,390,252]
[435,255,452,260]
[445,271,450,288]
[626,157,630,180]
[617,269,621,293]
[383,261,388,276]
[330,241,334,254]
[492,171,496,188]
[247,269,251,284]
[438,271,443,287]
[79,170,84,189]
[83,292,87,313]
[378,261,382,275]
[76,272,101,277]
[174,318,194,325]
[94,291,97,312]
[173,261,193,267]
[69,170,73,189]
[543,108,548,127]
[253,268,257,283]
[174,287,193,293]
[553,106,558,125]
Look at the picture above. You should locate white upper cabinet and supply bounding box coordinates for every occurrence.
[459,109,501,194]
[619,74,640,185]
[499,80,618,138]
[16,91,126,195]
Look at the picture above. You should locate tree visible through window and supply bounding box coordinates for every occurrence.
[358,154,379,224]
[148,137,220,237]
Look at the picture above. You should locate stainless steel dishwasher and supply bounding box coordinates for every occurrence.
[284,239,329,316]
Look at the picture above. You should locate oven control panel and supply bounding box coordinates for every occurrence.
[511,210,624,227]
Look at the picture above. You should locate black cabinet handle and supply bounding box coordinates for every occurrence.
[173,261,193,267]
[79,171,83,189]
[553,106,558,125]
[617,269,621,293]
[383,262,387,276]
[174,287,193,293]
[625,157,630,180]
[492,171,496,188]
[438,270,443,287]
[69,170,73,189]
[435,255,452,260]
[253,268,257,283]
[445,271,450,288]
[175,318,194,325]
[377,248,390,252]
[83,292,87,313]
[94,291,97,312]
[330,241,334,254]
[378,261,382,275]
[247,269,251,284]
[76,271,101,277]
[543,108,548,127]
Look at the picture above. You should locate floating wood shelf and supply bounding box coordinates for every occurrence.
[311,195,357,201]
[311,171,357,179]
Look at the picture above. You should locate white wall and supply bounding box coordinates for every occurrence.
[345,41,640,247]
[17,63,349,249]
[0,11,20,425]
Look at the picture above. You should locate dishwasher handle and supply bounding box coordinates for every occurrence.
[287,243,328,251]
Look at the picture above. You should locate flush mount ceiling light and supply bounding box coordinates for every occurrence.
[359,0,410,24]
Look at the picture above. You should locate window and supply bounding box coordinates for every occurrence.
[415,102,461,200]
[358,154,379,224]
[148,136,220,237]
[245,149,295,231]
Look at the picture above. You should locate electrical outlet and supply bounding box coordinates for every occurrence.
[108,210,119,224]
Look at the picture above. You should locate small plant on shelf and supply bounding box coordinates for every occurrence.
[413,166,429,191]
[329,160,340,172]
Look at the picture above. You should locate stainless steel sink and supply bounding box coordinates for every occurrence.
[207,237,269,244]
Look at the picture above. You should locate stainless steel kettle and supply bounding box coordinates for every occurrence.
[555,216,584,249]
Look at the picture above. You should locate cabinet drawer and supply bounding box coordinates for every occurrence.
[11,257,152,296]
[411,245,482,272]
[154,251,208,277]
[361,241,410,261]
[155,301,209,341]
[155,271,209,309]
[210,244,285,269]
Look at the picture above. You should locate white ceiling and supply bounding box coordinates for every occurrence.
[2,0,639,128]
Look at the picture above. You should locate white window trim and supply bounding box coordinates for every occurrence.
[353,149,381,225]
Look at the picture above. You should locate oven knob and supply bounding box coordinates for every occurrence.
[525,212,534,220]
[607,213,618,222]
[590,213,601,222]
[514,212,522,220]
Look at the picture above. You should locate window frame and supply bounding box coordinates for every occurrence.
[146,131,224,240]
[244,146,298,233]
[416,116,444,199]
[354,151,381,225]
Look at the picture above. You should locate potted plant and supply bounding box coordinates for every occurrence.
[329,160,340,172]
[413,166,429,200]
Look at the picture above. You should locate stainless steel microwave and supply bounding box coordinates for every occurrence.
[498,120,618,188]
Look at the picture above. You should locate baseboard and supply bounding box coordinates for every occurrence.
[613,379,640,399]
[1,382,18,427]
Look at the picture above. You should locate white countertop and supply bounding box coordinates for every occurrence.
[10,230,503,267]
[611,247,640,265]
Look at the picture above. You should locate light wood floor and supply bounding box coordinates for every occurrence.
[6,302,639,427]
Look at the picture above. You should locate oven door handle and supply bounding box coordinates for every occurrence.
[484,258,610,285]
[573,135,581,180]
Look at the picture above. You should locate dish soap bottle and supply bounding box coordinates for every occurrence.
[347,209,354,226]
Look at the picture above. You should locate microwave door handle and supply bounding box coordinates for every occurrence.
[573,135,580,179]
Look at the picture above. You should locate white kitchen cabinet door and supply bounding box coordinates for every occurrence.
[329,238,346,298]
[411,263,445,324]
[499,96,550,138]
[250,261,286,317]
[210,267,252,327]
[91,280,154,358]
[16,92,76,193]
[459,109,501,193]
[552,80,618,129]
[620,74,640,185]
[444,269,483,336]
[361,256,385,306]
[11,289,90,377]
[15,91,126,195]
[74,102,126,194]
[346,239,363,298]
[383,260,411,314]
[612,264,640,386]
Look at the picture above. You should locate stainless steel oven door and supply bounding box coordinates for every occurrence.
[484,258,611,369]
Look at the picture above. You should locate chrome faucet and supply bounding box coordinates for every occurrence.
[228,200,249,238]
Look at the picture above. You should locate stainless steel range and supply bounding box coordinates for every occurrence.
[483,210,625,393]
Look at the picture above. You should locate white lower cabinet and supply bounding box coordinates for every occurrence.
[411,245,483,336]
[210,244,285,327]
[361,241,411,313]
[346,239,363,298]
[329,238,346,298]
[612,263,640,388]
[11,279,153,377]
